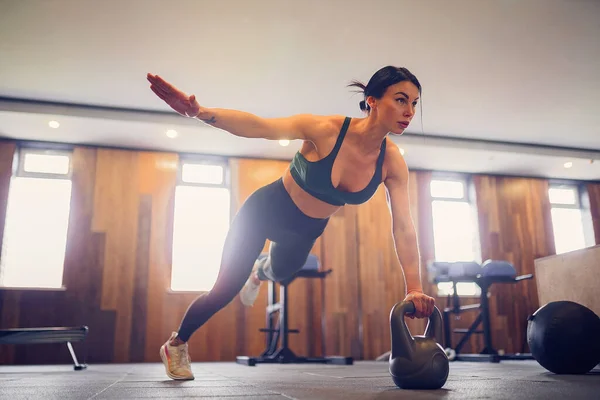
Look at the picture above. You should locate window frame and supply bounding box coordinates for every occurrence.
[176,154,229,189]
[548,182,581,209]
[0,145,74,290]
[15,147,73,181]
[548,180,595,253]
[430,173,473,202]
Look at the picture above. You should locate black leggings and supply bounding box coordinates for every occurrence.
[177,178,329,342]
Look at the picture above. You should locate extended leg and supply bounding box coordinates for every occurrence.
[160,193,267,380]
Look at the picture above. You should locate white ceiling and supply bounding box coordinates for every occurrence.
[0,0,599,181]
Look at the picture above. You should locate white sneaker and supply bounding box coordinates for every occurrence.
[239,258,265,306]
[159,332,194,380]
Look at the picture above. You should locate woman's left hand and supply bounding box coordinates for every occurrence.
[403,290,435,319]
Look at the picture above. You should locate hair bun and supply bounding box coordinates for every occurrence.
[359,100,371,112]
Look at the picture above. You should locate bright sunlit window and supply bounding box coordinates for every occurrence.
[548,184,594,254]
[0,149,72,289]
[171,159,230,292]
[430,177,481,296]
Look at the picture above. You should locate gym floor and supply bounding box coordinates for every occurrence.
[1,361,599,399]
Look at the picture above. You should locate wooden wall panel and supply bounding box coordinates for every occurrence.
[130,194,152,362]
[96,149,141,362]
[3,139,599,366]
[355,171,429,360]
[355,185,397,361]
[320,204,362,358]
[63,147,117,363]
[587,183,600,244]
[141,152,179,362]
[473,175,556,354]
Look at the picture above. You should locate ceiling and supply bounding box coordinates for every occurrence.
[1,0,599,181]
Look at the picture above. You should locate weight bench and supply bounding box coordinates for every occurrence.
[236,254,353,366]
[429,260,534,363]
[0,326,89,370]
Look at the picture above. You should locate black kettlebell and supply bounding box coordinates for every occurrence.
[388,300,449,390]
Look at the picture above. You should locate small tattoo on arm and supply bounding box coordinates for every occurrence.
[200,116,217,124]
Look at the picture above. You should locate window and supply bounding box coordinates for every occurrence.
[548,184,594,254]
[170,158,231,292]
[0,148,72,289]
[430,177,481,296]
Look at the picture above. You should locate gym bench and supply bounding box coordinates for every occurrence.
[236,254,353,366]
[0,326,89,370]
[429,260,534,363]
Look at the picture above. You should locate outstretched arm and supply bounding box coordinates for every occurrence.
[195,108,320,141]
[147,73,320,141]
[383,143,435,318]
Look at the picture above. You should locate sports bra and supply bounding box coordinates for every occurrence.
[289,117,387,206]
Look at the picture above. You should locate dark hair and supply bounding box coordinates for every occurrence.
[348,66,422,112]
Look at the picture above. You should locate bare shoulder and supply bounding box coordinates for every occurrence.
[383,137,409,183]
[296,114,348,141]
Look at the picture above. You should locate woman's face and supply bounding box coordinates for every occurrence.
[369,81,419,135]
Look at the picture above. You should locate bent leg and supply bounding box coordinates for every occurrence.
[176,199,267,342]
[256,236,318,282]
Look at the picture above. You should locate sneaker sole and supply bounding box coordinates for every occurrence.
[160,345,194,381]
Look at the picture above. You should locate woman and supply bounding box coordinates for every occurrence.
[147,66,436,380]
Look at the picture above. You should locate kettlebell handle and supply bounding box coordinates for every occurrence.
[397,300,416,316]
[390,300,445,360]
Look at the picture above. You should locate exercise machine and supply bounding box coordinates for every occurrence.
[236,254,353,366]
[429,260,534,363]
[0,325,89,370]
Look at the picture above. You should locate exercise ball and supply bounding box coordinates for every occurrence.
[527,301,600,374]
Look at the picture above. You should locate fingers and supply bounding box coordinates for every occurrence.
[406,295,423,319]
[405,293,435,319]
[147,74,174,98]
[418,295,434,318]
[429,297,435,316]
[147,73,168,91]
[147,73,166,87]
[148,79,177,104]
[150,85,187,116]
[150,80,171,100]
[150,84,168,102]
[147,73,193,113]
[415,298,427,319]
[148,73,179,96]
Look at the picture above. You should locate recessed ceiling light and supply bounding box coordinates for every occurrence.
[279,139,290,147]
[166,129,178,138]
[564,161,573,169]
[48,120,60,129]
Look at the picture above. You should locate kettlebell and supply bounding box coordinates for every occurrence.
[388,300,449,390]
